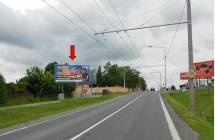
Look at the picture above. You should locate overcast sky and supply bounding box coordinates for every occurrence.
[0,0,213,89]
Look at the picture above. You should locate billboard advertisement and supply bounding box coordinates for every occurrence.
[180,60,214,80]
[54,64,89,83]
[180,72,189,80]
[193,60,214,78]
[88,67,97,84]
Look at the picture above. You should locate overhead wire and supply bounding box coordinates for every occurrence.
[42,0,122,63]
[166,1,187,56]
[106,0,144,66]
[94,0,141,66]
[138,0,180,27]
[60,0,135,64]
[59,0,128,63]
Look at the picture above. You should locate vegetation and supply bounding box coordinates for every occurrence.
[96,62,146,90]
[163,88,214,140]
[0,93,126,129]
[1,62,75,106]
[0,73,7,104]
[0,61,146,106]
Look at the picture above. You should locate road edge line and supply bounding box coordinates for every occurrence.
[70,94,143,140]
[159,94,181,140]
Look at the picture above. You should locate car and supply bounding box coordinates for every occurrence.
[150,88,155,91]
[102,89,111,95]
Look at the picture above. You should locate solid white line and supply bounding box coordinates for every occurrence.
[0,95,126,137]
[70,94,143,140]
[159,94,181,140]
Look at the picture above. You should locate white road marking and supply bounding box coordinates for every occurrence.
[0,95,126,137]
[70,94,143,140]
[159,94,181,140]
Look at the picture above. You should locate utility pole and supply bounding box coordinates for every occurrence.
[164,55,167,90]
[187,0,195,113]
[148,45,167,91]
[123,72,126,93]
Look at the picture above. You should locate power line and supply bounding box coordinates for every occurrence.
[41,0,121,62]
[94,21,188,35]
[107,0,144,65]
[166,1,187,56]
[59,0,136,64]
[94,0,142,66]
[138,0,180,27]
[59,0,97,32]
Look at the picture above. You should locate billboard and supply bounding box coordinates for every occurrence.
[193,60,214,78]
[180,72,189,80]
[54,64,89,83]
[180,60,214,80]
[88,67,97,84]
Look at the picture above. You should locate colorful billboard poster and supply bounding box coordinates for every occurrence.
[54,64,89,83]
[180,72,189,80]
[180,60,214,80]
[193,60,214,78]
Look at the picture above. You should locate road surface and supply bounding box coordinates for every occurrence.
[0,92,179,140]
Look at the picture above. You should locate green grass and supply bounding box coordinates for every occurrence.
[4,97,55,107]
[0,93,127,129]
[162,88,214,140]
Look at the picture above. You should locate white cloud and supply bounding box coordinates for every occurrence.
[0,0,213,89]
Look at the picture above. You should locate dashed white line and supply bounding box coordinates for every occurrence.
[70,94,143,140]
[0,95,126,137]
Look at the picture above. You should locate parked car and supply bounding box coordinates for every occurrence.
[102,89,111,95]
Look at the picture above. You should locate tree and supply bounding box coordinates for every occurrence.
[96,66,103,87]
[45,62,57,74]
[0,73,7,105]
[171,85,176,90]
[26,67,44,97]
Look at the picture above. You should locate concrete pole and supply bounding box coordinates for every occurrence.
[164,55,167,91]
[123,72,126,93]
[187,0,195,113]
[159,72,162,91]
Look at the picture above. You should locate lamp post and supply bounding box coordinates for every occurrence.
[148,45,167,90]
[151,71,162,91]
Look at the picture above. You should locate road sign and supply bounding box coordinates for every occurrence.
[54,64,89,83]
[188,70,195,78]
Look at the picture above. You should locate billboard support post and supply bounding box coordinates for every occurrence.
[62,83,64,94]
[81,82,83,97]
[90,82,93,94]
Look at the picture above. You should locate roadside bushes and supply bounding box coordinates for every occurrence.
[0,73,7,105]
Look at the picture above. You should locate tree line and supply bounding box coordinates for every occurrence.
[0,62,75,105]
[96,62,146,90]
[0,61,146,105]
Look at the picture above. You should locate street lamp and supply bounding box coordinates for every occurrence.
[151,71,162,91]
[148,45,167,90]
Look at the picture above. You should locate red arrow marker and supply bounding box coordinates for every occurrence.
[69,44,76,61]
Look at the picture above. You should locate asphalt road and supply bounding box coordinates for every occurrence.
[0,92,177,140]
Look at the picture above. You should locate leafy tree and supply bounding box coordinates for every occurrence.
[0,73,7,104]
[96,62,147,90]
[96,66,103,87]
[6,82,17,97]
[171,85,176,90]
[26,67,44,97]
[17,77,28,94]
[45,62,57,74]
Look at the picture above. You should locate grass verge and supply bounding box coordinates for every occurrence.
[0,93,127,129]
[162,88,213,140]
[4,97,55,107]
